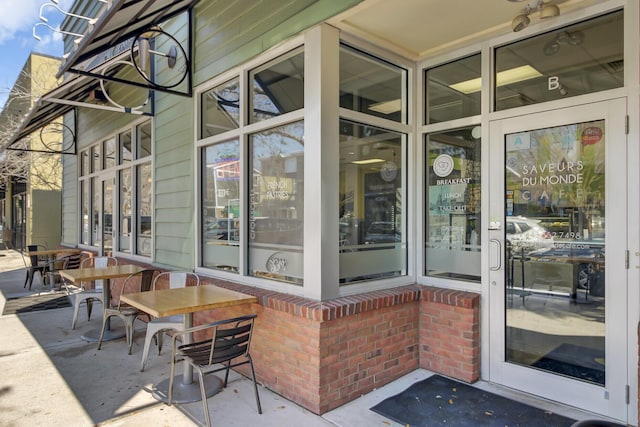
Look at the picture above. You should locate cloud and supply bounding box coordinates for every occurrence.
[0,0,41,45]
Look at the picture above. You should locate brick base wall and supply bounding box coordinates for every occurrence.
[420,287,480,382]
[197,280,480,415]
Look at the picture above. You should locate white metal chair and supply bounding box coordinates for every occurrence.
[63,256,117,329]
[140,271,200,371]
[98,268,161,354]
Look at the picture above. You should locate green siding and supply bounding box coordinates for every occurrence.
[193,0,361,85]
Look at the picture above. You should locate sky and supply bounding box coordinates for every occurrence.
[0,0,74,109]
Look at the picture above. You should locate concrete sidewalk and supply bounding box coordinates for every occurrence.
[0,249,602,426]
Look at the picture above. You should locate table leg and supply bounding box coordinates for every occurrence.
[81,278,125,342]
[151,312,222,403]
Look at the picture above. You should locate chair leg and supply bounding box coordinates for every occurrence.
[71,295,82,329]
[168,352,177,405]
[157,332,164,355]
[86,298,94,321]
[97,314,111,350]
[197,368,212,427]
[248,354,262,414]
[141,329,155,371]
[24,270,30,288]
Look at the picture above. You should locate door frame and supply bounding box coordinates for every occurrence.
[486,98,632,422]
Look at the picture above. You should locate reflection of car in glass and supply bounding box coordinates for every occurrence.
[506,216,553,251]
[364,221,401,244]
[528,244,605,292]
[205,219,238,240]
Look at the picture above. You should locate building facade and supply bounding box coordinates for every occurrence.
[0,53,62,250]
[8,0,639,424]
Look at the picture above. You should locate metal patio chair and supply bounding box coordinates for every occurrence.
[63,256,117,329]
[23,244,49,290]
[167,314,262,427]
[97,268,161,354]
[140,271,201,371]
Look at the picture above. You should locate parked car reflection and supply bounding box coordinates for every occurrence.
[527,243,605,296]
[506,216,554,252]
[205,218,238,241]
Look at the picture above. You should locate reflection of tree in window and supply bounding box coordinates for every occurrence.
[250,122,304,246]
[250,50,304,123]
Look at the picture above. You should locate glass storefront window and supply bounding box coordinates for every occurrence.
[92,177,99,247]
[339,120,406,284]
[249,49,304,124]
[92,145,101,173]
[200,78,240,139]
[248,121,304,284]
[136,163,152,256]
[202,140,241,272]
[425,54,481,124]
[495,10,623,111]
[81,150,90,176]
[120,130,132,163]
[340,45,407,123]
[136,121,152,159]
[425,126,481,282]
[119,169,132,253]
[81,181,89,245]
[104,137,116,169]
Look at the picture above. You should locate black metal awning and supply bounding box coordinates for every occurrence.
[4,54,154,154]
[3,0,200,154]
[58,0,199,98]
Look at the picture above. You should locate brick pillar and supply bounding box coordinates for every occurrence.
[419,287,480,383]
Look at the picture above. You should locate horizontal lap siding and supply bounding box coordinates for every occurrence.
[193,0,361,85]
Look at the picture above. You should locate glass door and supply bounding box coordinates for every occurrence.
[93,175,115,255]
[488,99,629,422]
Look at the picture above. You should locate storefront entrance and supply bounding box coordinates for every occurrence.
[488,99,630,423]
[93,175,114,255]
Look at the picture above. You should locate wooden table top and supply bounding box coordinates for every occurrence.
[59,264,145,283]
[120,285,258,318]
[28,248,81,257]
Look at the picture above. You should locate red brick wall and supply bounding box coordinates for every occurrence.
[317,301,420,413]
[419,287,480,383]
[197,281,480,415]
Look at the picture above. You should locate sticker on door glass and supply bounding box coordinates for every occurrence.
[433,154,454,177]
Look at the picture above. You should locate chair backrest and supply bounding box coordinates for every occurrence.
[80,256,118,290]
[152,271,200,291]
[187,314,257,367]
[63,253,83,270]
[27,244,48,266]
[117,269,161,308]
[80,256,118,268]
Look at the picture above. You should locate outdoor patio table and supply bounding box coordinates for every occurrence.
[120,285,257,404]
[27,248,81,258]
[59,264,146,342]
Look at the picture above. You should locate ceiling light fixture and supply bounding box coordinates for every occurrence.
[352,158,385,165]
[449,65,543,94]
[510,0,560,32]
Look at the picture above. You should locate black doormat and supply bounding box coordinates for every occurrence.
[3,293,71,315]
[532,344,605,385]
[370,375,576,427]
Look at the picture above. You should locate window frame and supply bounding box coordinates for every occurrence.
[77,118,153,260]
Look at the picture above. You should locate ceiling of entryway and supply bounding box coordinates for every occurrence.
[328,0,603,59]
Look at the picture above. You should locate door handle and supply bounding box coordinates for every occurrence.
[490,239,502,271]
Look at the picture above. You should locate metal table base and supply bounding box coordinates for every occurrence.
[151,375,222,404]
